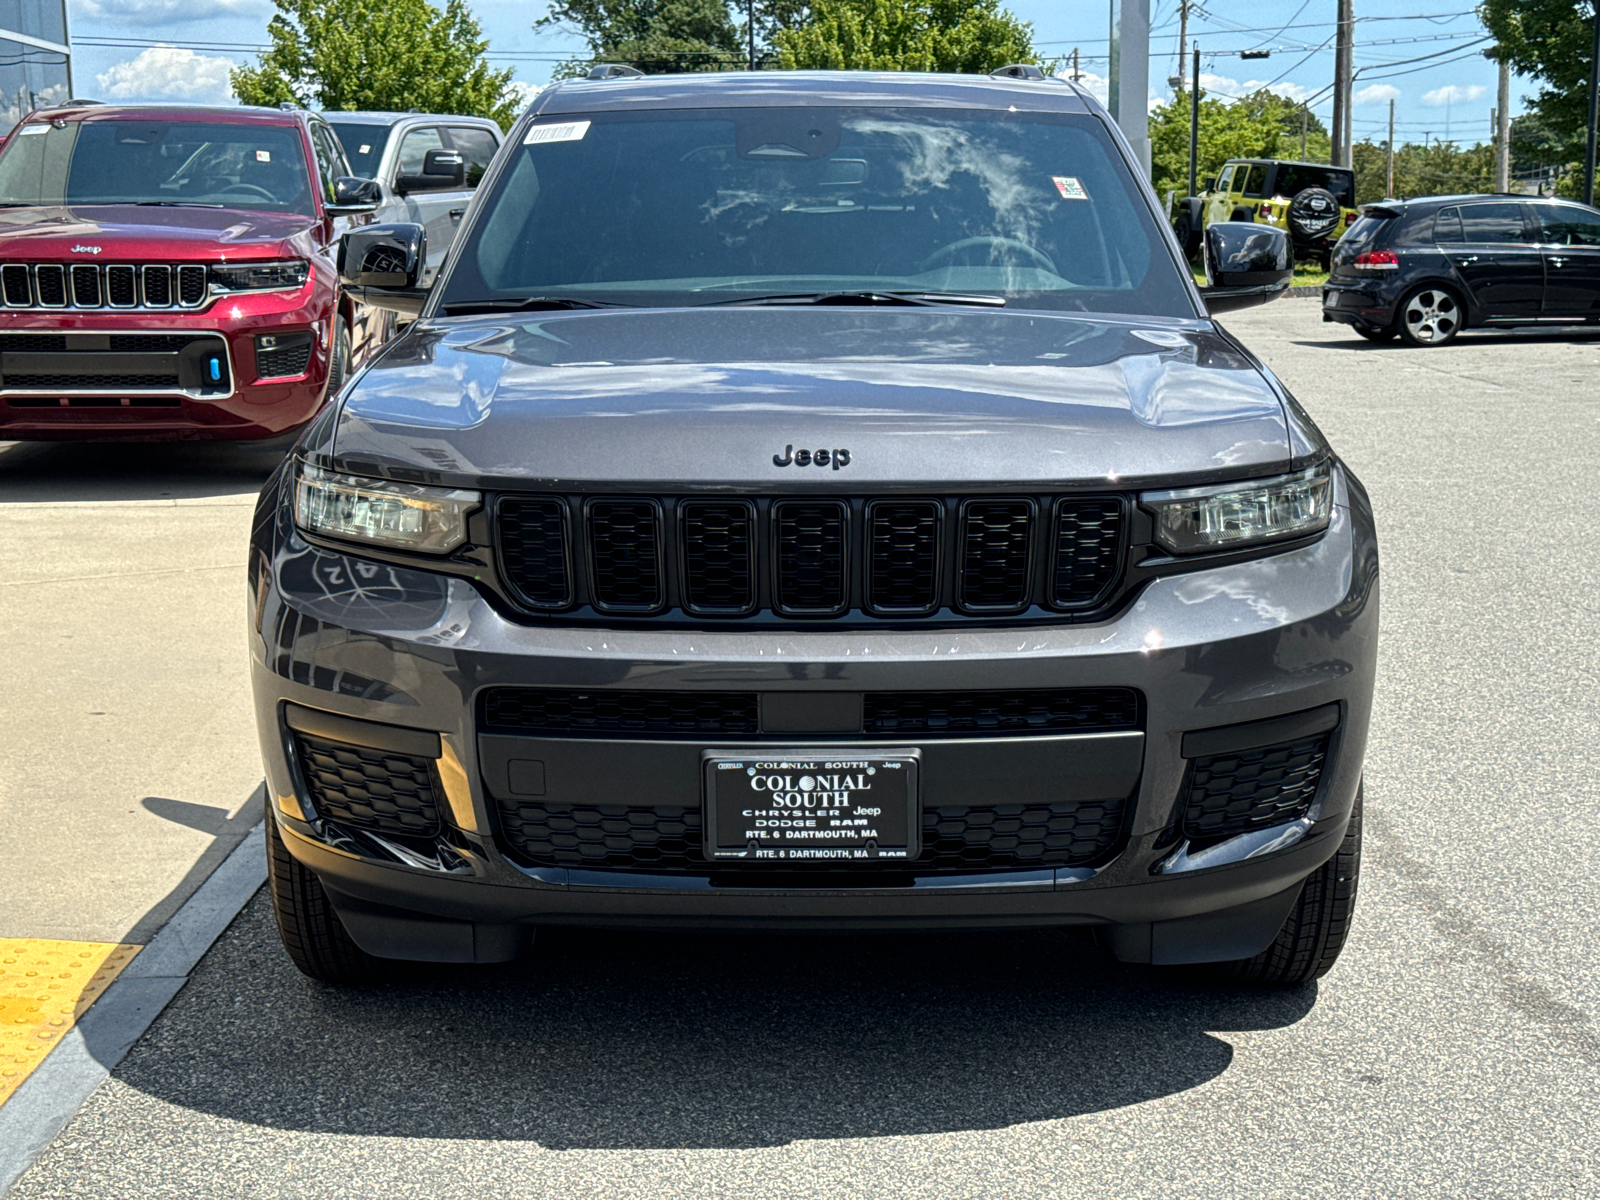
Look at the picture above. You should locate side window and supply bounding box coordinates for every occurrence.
[1214,166,1235,194]
[396,126,447,178]
[308,124,344,201]
[446,127,500,188]
[1433,207,1463,244]
[1459,202,1528,244]
[1239,165,1267,198]
[1537,206,1600,246]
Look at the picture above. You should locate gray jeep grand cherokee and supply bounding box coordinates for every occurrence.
[249,69,1378,988]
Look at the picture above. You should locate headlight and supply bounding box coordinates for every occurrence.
[1141,463,1332,554]
[210,259,309,294]
[292,463,480,553]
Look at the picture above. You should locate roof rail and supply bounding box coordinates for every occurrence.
[989,64,1047,81]
[278,101,297,111]
[586,64,645,80]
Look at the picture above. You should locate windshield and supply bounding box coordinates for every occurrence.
[327,121,390,180]
[0,118,313,212]
[439,106,1193,317]
[1273,165,1354,207]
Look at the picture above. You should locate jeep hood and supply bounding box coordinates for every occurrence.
[0,205,316,259]
[329,308,1313,489]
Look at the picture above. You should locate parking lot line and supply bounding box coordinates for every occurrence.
[0,940,140,1107]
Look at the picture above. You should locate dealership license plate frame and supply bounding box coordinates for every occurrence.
[702,750,921,865]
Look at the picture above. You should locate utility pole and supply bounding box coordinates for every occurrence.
[1189,45,1200,198]
[1496,56,1511,192]
[1586,1,1600,206]
[1386,97,1395,198]
[1109,0,1152,178]
[1177,0,1189,88]
[746,0,756,70]
[1330,0,1354,166]
[1300,108,1308,159]
[1072,47,1080,83]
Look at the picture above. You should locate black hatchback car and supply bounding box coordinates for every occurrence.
[1323,194,1600,345]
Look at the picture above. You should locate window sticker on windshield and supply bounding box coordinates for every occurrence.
[1052,176,1088,200]
[524,120,591,146]
[256,150,272,162]
[18,124,47,136]
[358,144,371,154]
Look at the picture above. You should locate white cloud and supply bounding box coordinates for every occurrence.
[95,47,239,104]
[1065,69,1109,106]
[506,80,543,111]
[1246,79,1313,103]
[1422,84,1486,107]
[74,0,268,22]
[1354,84,1401,106]
[1190,72,1309,105]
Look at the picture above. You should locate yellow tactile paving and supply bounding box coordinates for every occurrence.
[0,939,140,1106]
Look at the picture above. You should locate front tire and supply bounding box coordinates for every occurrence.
[1216,787,1363,987]
[1397,285,1464,346]
[265,798,395,986]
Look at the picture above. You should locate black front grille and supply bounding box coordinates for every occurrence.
[105,265,137,307]
[5,373,182,390]
[108,334,198,352]
[680,500,756,614]
[293,731,442,838]
[498,497,571,608]
[773,499,848,615]
[587,499,663,612]
[493,797,1125,874]
[867,500,941,613]
[142,266,173,307]
[959,499,1034,612]
[1053,498,1125,607]
[483,687,760,735]
[492,493,1128,624]
[35,266,66,307]
[864,687,1140,736]
[70,264,101,307]
[177,265,208,306]
[1181,733,1330,842]
[1,264,31,306]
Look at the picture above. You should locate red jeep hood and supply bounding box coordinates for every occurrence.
[0,204,316,261]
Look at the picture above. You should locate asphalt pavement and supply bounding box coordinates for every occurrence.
[6,303,1600,1198]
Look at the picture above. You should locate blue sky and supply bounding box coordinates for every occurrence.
[67,0,1531,150]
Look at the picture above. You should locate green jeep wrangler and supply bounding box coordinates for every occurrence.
[1174,158,1358,265]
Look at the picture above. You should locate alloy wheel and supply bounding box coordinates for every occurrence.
[1402,289,1460,345]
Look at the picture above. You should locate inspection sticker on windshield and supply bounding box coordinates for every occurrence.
[256,150,271,162]
[524,120,591,146]
[1052,176,1088,200]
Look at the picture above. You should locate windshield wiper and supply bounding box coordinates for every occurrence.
[134,201,225,208]
[703,290,1005,308]
[439,296,631,315]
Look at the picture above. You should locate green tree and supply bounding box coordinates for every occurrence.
[773,0,1039,74]
[1350,138,1495,204]
[536,0,745,76]
[1479,0,1594,163]
[1149,88,1329,200]
[232,0,518,127]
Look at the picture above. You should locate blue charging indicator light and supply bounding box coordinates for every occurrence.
[208,355,222,382]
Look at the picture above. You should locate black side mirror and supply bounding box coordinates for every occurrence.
[1199,222,1292,314]
[396,149,465,195]
[338,223,427,315]
[326,175,382,216]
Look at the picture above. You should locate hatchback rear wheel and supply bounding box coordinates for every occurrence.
[1398,285,1463,346]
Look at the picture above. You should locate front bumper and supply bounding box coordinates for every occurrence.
[249,465,1380,965]
[0,283,334,441]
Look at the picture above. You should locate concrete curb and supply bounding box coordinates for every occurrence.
[0,822,267,1196]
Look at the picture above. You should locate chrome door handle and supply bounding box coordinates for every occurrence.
[1455,254,1479,264]
[1550,255,1568,267]
[449,208,465,221]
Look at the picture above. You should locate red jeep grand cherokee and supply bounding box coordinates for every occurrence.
[0,103,384,441]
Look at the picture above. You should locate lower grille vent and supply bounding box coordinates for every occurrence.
[483,688,760,736]
[865,687,1139,735]
[292,731,442,838]
[1181,733,1330,843]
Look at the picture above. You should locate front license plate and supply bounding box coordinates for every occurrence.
[703,751,920,863]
